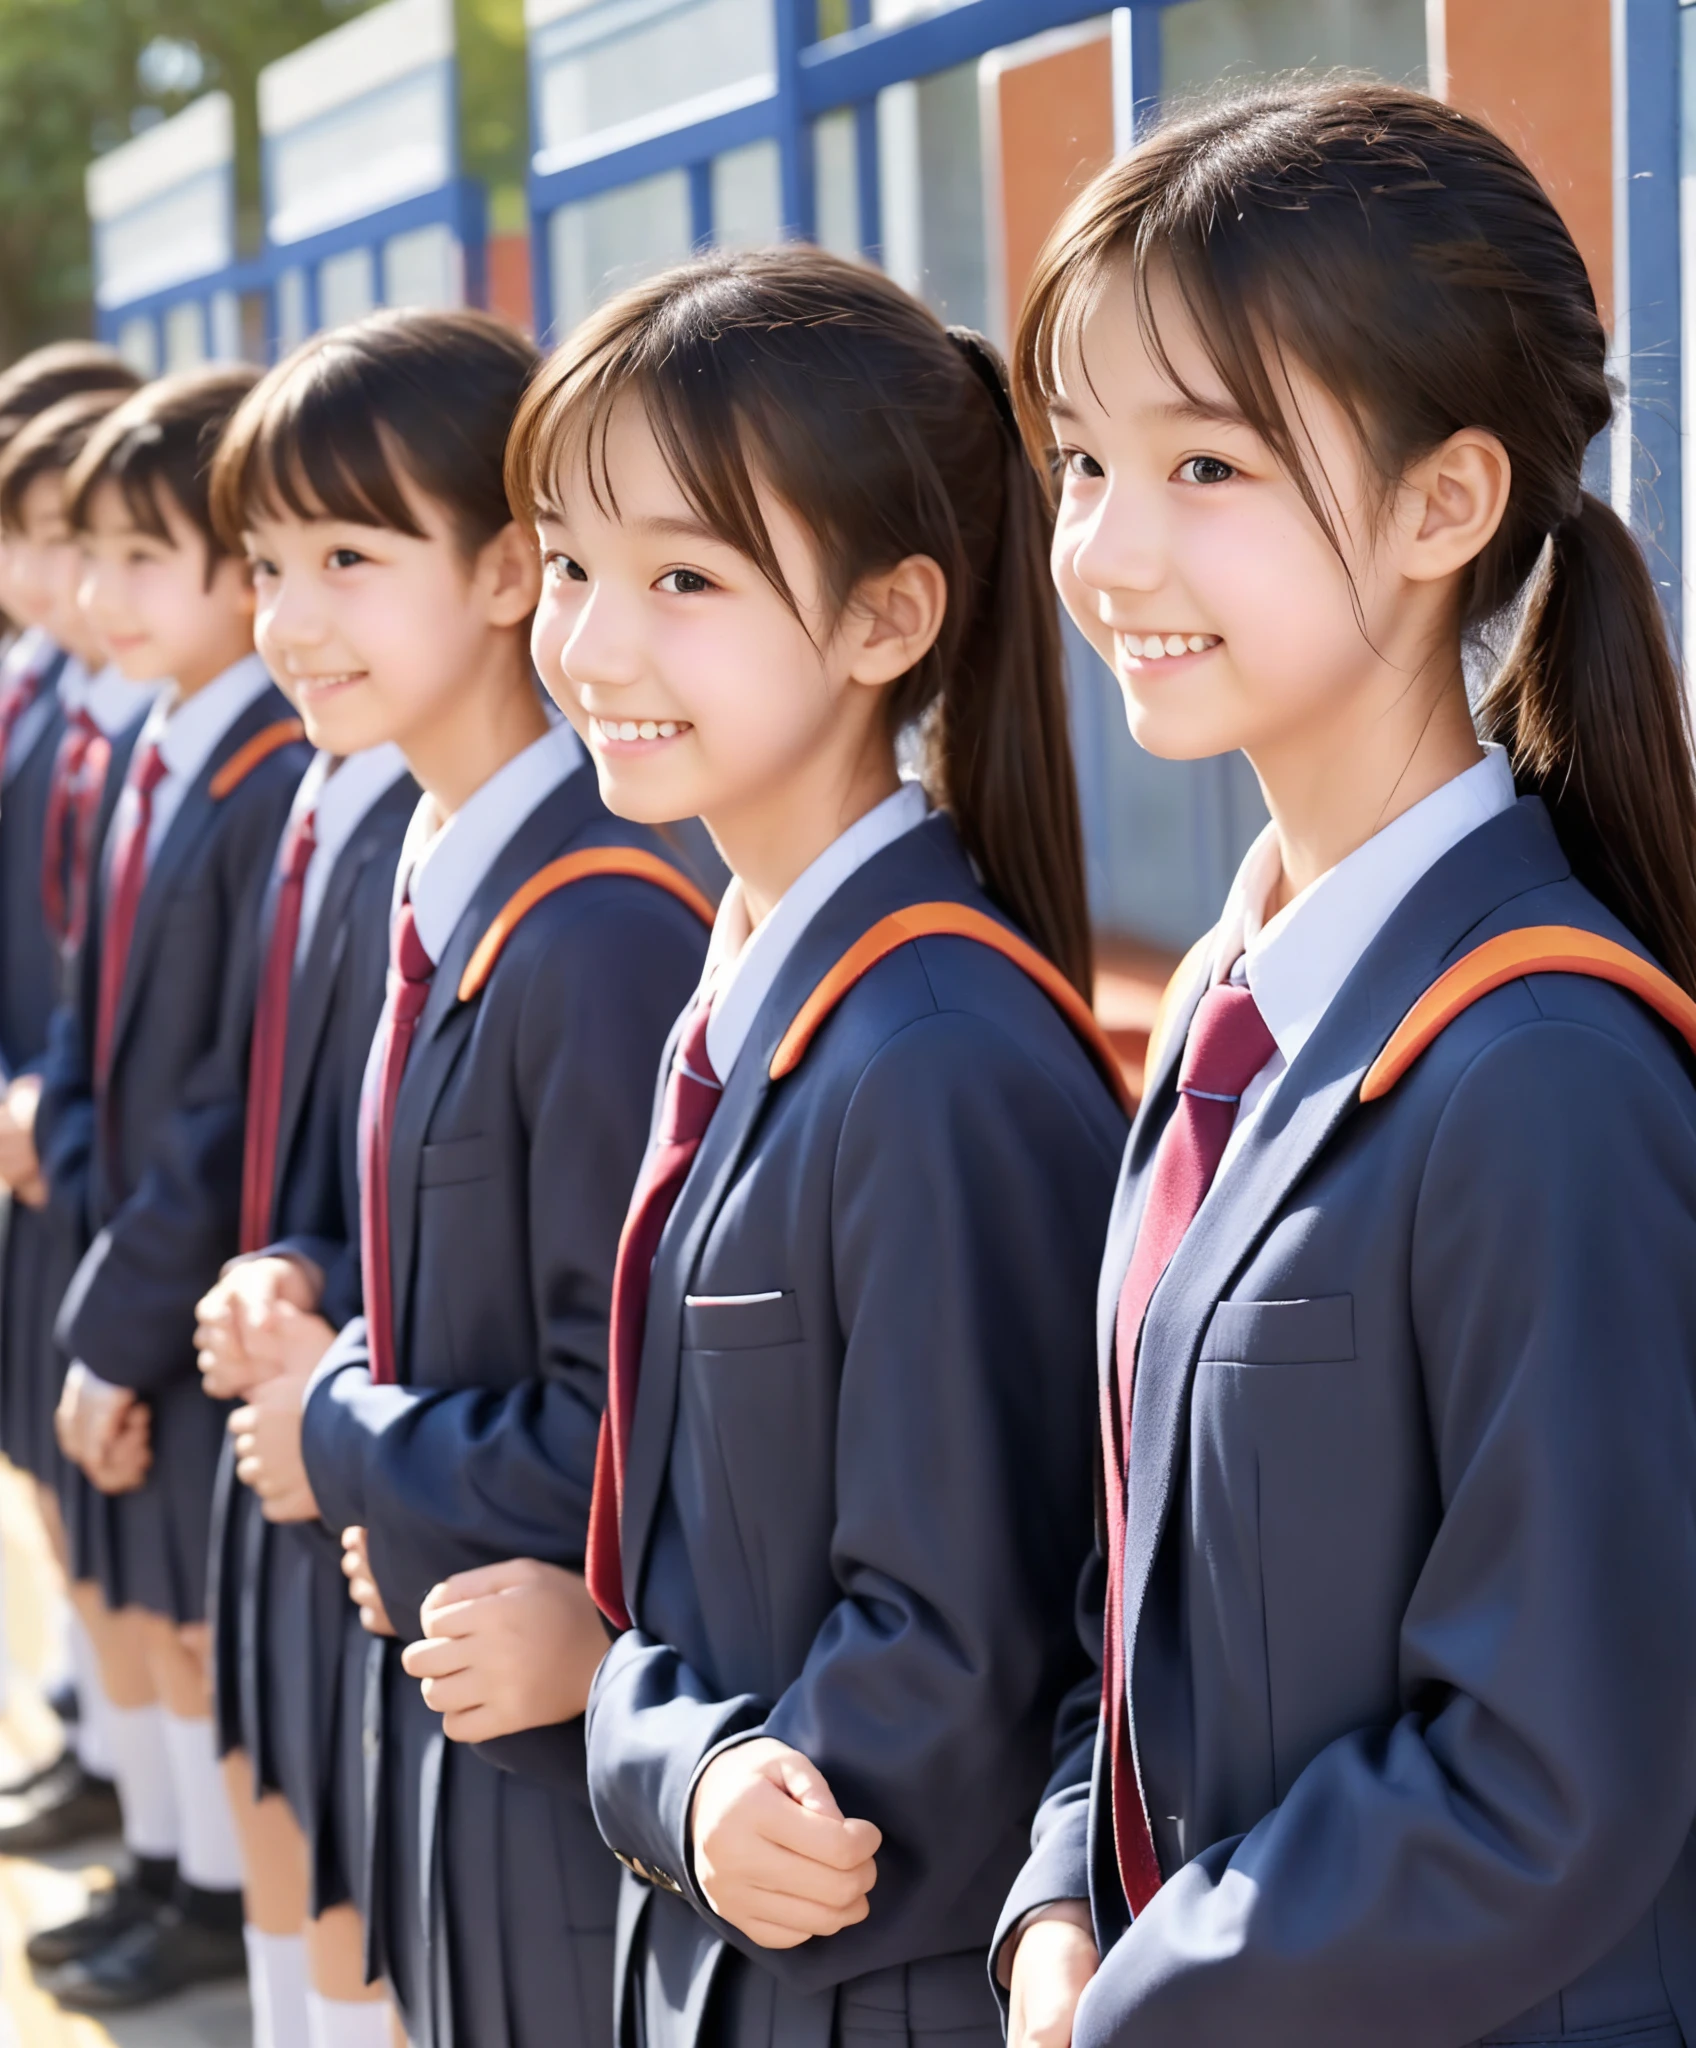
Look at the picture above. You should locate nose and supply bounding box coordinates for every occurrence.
[550,580,643,697]
[1063,474,1166,617]
[256,571,326,658]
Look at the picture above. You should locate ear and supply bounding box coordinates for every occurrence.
[477,520,544,628]
[1394,428,1512,585]
[840,554,949,689]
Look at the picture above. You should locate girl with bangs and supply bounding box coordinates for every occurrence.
[205,309,710,2048]
[995,83,1696,2048]
[406,247,1128,2048]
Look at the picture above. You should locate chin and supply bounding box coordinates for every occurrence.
[1119,696,1244,764]
[588,755,697,826]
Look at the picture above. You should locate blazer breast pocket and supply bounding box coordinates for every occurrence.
[418,1134,493,1189]
[1200,1294,1355,1366]
[682,1290,802,1351]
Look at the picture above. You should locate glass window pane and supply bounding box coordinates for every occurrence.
[384,222,462,308]
[93,169,231,310]
[534,0,775,158]
[319,245,378,328]
[876,61,987,329]
[549,170,693,336]
[712,139,782,248]
[117,317,159,378]
[162,300,207,372]
[268,64,454,244]
[276,267,311,350]
[1160,0,1427,92]
[813,109,859,257]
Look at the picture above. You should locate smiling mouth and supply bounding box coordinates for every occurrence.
[290,671,365,695]
[589,716,692,744]
[1118,632,1222,663]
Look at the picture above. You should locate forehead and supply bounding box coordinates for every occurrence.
[1051,264,1236,427]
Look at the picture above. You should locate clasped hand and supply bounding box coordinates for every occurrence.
[402,1557,609,1742]
[691,1737,881,1950]
[56,1360,150,1494]
[0,1074,46,1208]
[197,1255,337,1522]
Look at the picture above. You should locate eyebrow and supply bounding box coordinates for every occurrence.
[536,505,726,548]
[1049,395,1254,431]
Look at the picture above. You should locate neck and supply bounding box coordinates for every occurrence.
[404,638,548,818]
[706,727,900,930]
[171,632,256,705]
[1248,651,1482,918]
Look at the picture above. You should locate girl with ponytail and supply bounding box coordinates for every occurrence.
[997,81,1696,2048]
[410,246,1129,2048]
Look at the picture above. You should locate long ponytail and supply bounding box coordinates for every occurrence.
[506,249,1093,997]
[1478,493,1696,991]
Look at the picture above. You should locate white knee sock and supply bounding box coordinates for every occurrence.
[161,1712,243,1891]
[246,1926,311,2048]
[306,1991,394,2048]
[70,1614,115,1780]
[106,1702,178,1860]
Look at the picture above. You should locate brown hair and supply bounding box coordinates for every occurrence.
[210,309,539,563]
[507,247,1091,996]
[66,366,259,577]
[0,388,133,533]
[0,343,139,458]
[1016,80,1696,995]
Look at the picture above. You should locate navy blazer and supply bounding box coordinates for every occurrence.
[584,814,1128,2048]
[0,655,73,1481]
[299,760,709,2043]
[996,797,1696,2048]
[36,684,310,1618]
[208,765,414,1906]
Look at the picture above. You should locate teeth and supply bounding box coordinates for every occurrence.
[1186,635,1209,652]
[1164,634,1186,656]
[1142,637,1165,660]
[1124,633,1219,662]
[638,720,657,740]
[593,715,688,742]
[657,721,678,738]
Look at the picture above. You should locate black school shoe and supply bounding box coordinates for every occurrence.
[44,1674,81,1728]
[26,1857,177,1969]
[48,1883,245,2011]
[0,1753,121,1853]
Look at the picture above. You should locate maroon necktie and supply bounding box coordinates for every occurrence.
[1103,980,1276,1913]
[239,807,317,1253]
[42,709,109,955]
[94,741,169,1088]
[361,904,435,1386]
[587,996,721,1628]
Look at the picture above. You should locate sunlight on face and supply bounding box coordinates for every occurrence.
[7,472,102,658]
[1050,264,1397,766]
[530,399,872,837]
[78,480,253,687]
[246,483,492,758]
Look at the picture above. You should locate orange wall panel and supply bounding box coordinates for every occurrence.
[1438,0,1612,327]
[486,232,534,337]
[992,34,1115,341]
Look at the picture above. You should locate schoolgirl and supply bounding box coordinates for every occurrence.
[0,377,157,1863]
[447,247,1129,2048]
[193,720,414,2048]
[211,308,711,2048]
[31,366,312,2009]
[994,83,1696,2048]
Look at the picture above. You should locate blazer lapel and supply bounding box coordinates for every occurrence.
[272,854,360,1199]
[1118,797,1572,1675]
[620,814,984,1616]
[109,691,288,1078]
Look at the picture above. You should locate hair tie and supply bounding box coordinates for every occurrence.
[947,327,1021,442]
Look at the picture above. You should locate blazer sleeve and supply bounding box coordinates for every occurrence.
[586,1009,1120,1985]
[33,995,95,1245]
[57,777,288,1393]
[302,886,703,1645]
[1074,1015,1696,2048]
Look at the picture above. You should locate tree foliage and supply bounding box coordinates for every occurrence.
[0,0,375,360]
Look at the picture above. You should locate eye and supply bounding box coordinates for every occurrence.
[327,546,368,570]
[543,551,587,584]
[657,568,714,596]
[1059,447,1105,481]
[248,555,278,581]
[1176,456,1236,486]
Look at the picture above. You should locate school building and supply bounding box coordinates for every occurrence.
[80,0,1651,1000]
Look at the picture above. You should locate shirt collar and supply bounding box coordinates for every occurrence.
[1214,742,1518,1071]
[401,719,585,963]
[1,627,53,693]
[78,662,165,736]
[293,740,409,852]
[142,653,273,781]
[703,778,930,1084]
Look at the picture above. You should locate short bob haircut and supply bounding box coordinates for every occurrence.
[0,388,133,534]
[210,309,538,562]
[0,342,139,460]
[66,366,259,574]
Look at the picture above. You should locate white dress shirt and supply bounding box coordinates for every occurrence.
[1,628,60,786]
[62,658,163,739]
[699,778,930,1085]
[110,653,276,871]
[288,743,410,968]
[397,719,586,964]
[1211,743,1518,1175]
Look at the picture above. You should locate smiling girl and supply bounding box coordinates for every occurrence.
[210,308,711,2048]
[422,248,1131,2048]
[994,82,1696,2048]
